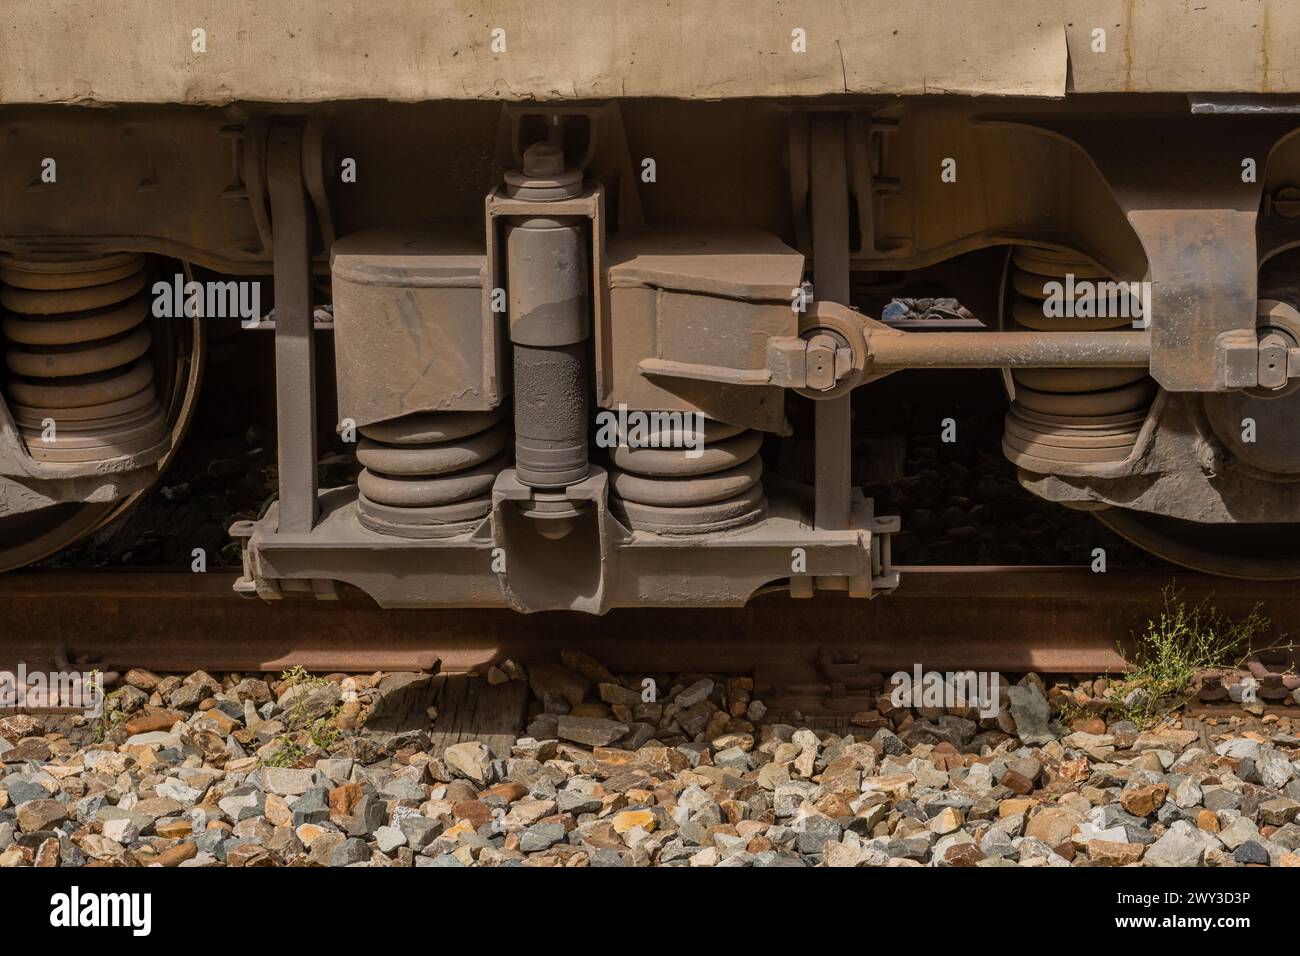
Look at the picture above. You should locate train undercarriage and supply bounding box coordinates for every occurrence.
[4,95,1300,608]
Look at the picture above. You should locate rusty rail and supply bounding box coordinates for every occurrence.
[0,567,1296,677]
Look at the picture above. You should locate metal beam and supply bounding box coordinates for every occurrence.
[267,124,318,534]
[869,330,1151,370]
[809,114,852,531]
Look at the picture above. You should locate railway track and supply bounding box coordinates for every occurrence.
[1,562,1297,875]
[1,565,1295,680]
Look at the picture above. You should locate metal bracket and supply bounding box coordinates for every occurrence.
[1005,115,1296,393]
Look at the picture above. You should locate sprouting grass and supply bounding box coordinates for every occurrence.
[1100,586,1286,728]
[262,739,308,768]
[259,665,342,767]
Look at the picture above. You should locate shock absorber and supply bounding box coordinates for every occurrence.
[504,142,590,535]
[0,253,166,462]
[355,408,508,538]
[607,416,766,533]
[1002,246,1155,470]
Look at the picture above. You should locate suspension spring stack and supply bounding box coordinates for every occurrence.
[1002,246,1155,471]
[355,408,509,538]
[0,253,166,463]
[607,417,767,533]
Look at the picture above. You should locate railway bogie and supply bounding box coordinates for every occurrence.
[4,7,1300,599]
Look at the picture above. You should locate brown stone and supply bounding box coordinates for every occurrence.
[1196,809,1221,833]
[124,668,162,691]
[226,843,272,867]
[482,781,528,802]
[998,798,1038,818]
[152,841,199,866]
[746,835,773,854]
[718,799,746,825]
[453,799,493,827]
[592,747,636,768]
[193,709,239,735]
[264,793,293,828]
[328,782,364,818]
[577,821,622,850]
[2,739,50,763]
[0,846,32,867]
[16,798,68,833]
[528,663,589,710]
[932,752,964,771]
[560,650,615,685]
[612,809,656,833]
[703,823,738,845]
[134,797,183,820]
[1058,756,1090,782]
[124,708,186,736]
[1120,783,1168,817]
[813,793,855,819]
[1000,770,1035,795]
[334,700,363,731]
[34,837,60,867]
[0,714,43,742]
[849,711,889,732]
[1024,807,1083,846]
[943,843,987,866]
[1087,839,1144,866]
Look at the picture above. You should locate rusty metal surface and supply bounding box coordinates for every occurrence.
[268,125,318,535]
[330,227,495,427]
[869,329,1151,369]
[1,566,1296,676]
[809,114,853,534]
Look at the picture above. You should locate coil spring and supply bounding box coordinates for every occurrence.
[0,253,166,463]
[607,416,766,534]
[355,407,509,538]
[1002,246,1155,469]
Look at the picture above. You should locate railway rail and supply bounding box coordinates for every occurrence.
[1,566,1294,685]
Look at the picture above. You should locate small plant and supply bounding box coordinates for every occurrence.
[309,720,342,751]
[90,702,130,744]
[281,664,326,690]
[263,737,308,768]
[258,665,343,766]
[1103,587,1282,727]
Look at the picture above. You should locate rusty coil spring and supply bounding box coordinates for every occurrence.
[607,415,766,534]
[0,253,167,463]
[1002,246,1155,469]
[355,407,509,538]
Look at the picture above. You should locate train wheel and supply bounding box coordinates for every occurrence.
[1094,509,1300,580]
